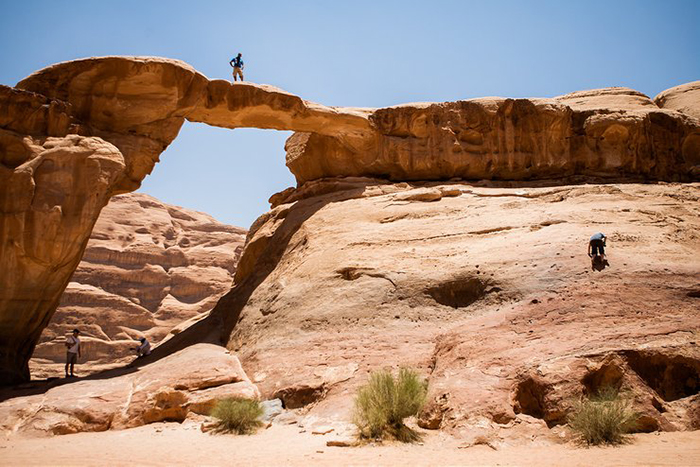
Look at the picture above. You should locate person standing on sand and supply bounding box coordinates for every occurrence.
[230,53,245,82]
[64,329,81,378]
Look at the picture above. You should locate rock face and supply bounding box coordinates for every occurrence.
[655,80,700,120]
[209,179,700,437]
[29,193,246,378]
[287,87,700,183]
[14,57,372,193]
[0,56,698,385]
[0,344,259,436]
[0,86,127,384]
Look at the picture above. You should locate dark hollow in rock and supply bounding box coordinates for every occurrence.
[513,377,546,419]
[273,383,327,409]
[582,360,625,396]
[651,397,666,413]
[687,289,700,298]
[624,351,700,402]
[337,267,365,281]
[426,277,489,308]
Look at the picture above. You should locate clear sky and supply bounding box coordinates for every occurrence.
[1,0,698,228]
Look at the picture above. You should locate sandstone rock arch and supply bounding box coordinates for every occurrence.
[1,56,698,384]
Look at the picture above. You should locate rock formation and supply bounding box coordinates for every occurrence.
[0,344,259,435]
[287,88,700,183]
[221,179,700,436]
[29,193,246,378]
[0,55,698,391]
[654,80,700,120]
[0,86,127,384]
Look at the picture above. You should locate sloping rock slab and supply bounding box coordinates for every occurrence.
[0,344,259,437]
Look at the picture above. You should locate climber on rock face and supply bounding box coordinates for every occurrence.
[230,53,244,82]
[588,232,608,270]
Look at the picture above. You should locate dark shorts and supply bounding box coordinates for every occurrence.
[590,239,605,256]
[66,352,77,365]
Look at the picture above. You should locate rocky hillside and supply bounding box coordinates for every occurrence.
[212,179,699,442]
[1,56,698,384]
[30,193,246,377]
[0,56,698,444]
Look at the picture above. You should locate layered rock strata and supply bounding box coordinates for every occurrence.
[29,193,246,378]
[0,55,698,384]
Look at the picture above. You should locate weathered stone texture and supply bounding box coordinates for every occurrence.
[1,56,698,384]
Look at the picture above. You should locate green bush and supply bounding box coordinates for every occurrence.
[568,387,638,446]
[210,397,264,434]
[353,367,428,442]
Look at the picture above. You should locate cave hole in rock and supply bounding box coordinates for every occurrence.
[623,351,700,402]
[582,360,625,396]
[426,276,491,308]
[513,377,547,420]
[273,383,327,409]
[513,376,567,428]
[138,123,295,230]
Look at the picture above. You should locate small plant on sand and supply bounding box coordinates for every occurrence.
[353,367,428,443]
[210,397,264,434]
[568,386,638,446]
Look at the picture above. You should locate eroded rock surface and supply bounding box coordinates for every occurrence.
[29,193,246,378]
[1,56,698,385]
[287,87,700,183]
[14,57,372,193]
[0,87,126,384]
[211,179,700,439]
[0,344,258,436]
[655,80,700,120]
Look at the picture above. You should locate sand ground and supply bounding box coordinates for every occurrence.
[2,423,699,466]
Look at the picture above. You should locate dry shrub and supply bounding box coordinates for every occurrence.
[568,387,638,446]
[210,397,263,434]
[353,367,428,442]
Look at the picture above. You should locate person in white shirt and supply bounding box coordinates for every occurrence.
[64,329,81,377]
[134,337,151,358]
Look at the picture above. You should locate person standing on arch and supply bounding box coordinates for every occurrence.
[230,53,245,82]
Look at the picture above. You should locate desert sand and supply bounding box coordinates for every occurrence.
[2,423,700,467]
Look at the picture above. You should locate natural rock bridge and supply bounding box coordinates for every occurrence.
[1,56,698,384]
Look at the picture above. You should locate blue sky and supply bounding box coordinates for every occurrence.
[1,0,698,227]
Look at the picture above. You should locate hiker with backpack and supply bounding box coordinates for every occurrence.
[230,53,245,82]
